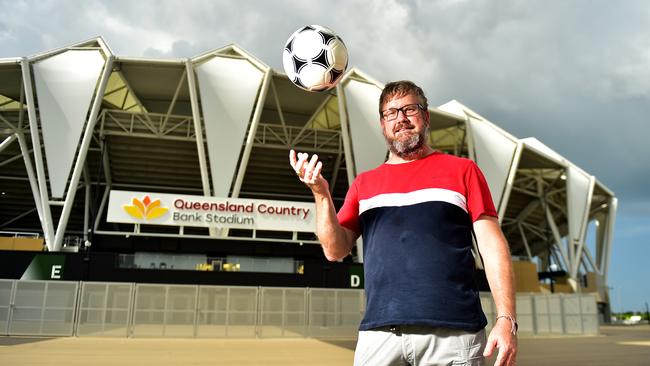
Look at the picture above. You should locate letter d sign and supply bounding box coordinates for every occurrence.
[348,265,364,289]
[350,275,361,288]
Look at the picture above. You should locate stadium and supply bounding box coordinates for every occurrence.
[0,37,616,337]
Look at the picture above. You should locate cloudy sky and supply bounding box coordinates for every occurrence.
[1,0,648,311]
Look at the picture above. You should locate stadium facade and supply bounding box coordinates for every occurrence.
[0,37,616,316]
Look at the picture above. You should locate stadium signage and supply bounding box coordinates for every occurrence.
[107,190,315,232]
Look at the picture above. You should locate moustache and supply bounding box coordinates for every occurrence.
[393,122,415,134]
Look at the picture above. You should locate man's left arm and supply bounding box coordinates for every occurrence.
[473,214,518,366]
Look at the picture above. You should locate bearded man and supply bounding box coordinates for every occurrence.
[290,80,518,366]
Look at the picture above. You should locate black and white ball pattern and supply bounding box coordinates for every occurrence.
[283,25,348,92]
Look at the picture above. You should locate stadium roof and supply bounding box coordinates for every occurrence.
[0,37,616,298]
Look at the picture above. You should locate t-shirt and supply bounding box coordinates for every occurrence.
[337,151,497,331]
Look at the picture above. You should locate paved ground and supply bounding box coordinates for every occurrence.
[515,325,650,366]
[0,325,648,365]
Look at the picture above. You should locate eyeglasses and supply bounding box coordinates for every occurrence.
[380,103,424,121]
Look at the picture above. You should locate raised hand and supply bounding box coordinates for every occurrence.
[289,149,329,195]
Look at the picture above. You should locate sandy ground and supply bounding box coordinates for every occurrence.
[0,337,356,366]
[1,325,649,366]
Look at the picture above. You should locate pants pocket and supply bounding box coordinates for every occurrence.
[451,343,485,365]
[451,329,486,366]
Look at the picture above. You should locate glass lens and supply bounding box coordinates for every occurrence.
[403,104,419,115]
[382,109,397,119]
[382,104,420,120]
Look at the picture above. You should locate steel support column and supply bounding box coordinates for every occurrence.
[231,68,271,198]
[94,187,110,232]
[571,177,595,279]
[83,167,90,242]
[0,134,17,153]
[602,198,617,281]
[498,141,523,222]
[186,59,215,237]
[53,55,114,251]
[545,202,570,273]
[517,222,534,261]
[21,58,55,250]
[581,246,599,274]
[336,83,355,183]
[185,59,211,196]
[269,79,289,142]
[336,82,362,263]
[16,132,45,232]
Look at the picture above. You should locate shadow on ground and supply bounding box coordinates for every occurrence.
[0,336,58,346]
[315,338,357,351]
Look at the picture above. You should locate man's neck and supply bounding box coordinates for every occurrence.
[385,145,435,164]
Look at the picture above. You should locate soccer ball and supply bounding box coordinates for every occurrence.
[283,25,348,92]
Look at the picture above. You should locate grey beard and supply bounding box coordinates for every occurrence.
[387,132,426,158]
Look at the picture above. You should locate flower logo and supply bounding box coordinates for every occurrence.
[123,195,168,220]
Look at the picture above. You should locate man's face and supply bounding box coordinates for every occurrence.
[380,93,430,157]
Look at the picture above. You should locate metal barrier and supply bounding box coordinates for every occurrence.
[308,288,365,338]
[0,279,599,338]
[4,279,79,336]
[0,280,15,334]
[260,287,307,338]
[76,282,133,337]
[196,285,258,338]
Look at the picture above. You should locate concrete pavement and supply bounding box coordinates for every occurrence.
[0,325,648,365]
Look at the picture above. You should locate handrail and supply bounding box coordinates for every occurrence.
[100,109,343,152]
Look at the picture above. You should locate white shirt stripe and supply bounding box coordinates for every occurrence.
[358,188,468,215]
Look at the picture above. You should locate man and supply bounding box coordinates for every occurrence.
[289,80,517,366]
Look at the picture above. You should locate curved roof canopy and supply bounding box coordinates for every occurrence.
[0,37,616,296]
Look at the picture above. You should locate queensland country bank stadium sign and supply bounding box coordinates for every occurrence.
[107,191,316,232]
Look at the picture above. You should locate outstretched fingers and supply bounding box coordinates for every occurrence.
[305,161,323,184]
[289,149,297,168]
[305,154,319,180]
[289,149,324,184]
[290,150,309,179]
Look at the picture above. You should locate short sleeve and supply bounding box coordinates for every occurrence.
[336,179,361,235]
[464,161,498,222]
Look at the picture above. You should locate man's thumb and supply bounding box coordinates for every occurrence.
[483,337,497,357]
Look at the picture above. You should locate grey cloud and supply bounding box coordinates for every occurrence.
[1,0,648,210]
[143,40,203,59]
[380,1,650,202]
[2,0,649,312]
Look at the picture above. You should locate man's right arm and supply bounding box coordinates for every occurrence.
[289,149,357,261]
[312,186,357,261]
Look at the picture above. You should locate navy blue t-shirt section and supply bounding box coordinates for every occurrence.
[336,152,495,332]
[358,201,487,331]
